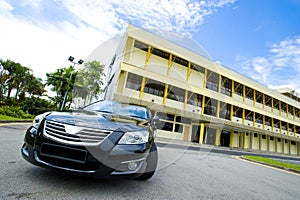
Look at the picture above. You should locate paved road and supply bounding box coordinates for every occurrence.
[1,124,300,199]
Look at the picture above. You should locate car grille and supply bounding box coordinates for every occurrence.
[43,120,112,145]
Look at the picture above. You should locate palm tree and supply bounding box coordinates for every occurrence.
[46,66,77,110]
[74,60,106,105]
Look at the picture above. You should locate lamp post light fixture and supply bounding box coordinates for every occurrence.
[68,56,84,66]
[61,56,84,110]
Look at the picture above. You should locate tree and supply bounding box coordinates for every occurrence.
[46,66,77,110]
[74,60,106,106]
[0,59,46,101]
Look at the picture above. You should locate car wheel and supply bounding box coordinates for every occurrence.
[135,142,158,180]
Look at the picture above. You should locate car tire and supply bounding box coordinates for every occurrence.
[135,142,158,180]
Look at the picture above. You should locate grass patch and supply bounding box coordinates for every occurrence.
[244,156,300,172]
[0,114,32,121]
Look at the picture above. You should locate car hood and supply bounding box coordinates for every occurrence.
[45,110,148,132]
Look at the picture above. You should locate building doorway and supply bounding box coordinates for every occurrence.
[220,130,230,147]
[205,128,216,145]
[191,125,200,143]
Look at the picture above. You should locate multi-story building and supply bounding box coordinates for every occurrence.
[105,24,300,155]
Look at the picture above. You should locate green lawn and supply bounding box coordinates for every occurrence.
[0,114,32,121]
[244,155,300,172]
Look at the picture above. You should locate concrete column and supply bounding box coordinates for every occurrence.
[282,139,285,154]
[266,135,269,152]
[229,130,234,148]
[275,137,278,153]
[215,128,221,146]
[199,123,205,144]
[250,133,253,150]
[259,134,262,150]
[242,132,246,149]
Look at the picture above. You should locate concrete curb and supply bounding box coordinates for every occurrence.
[155,136,300,160]
[240,156,300,174]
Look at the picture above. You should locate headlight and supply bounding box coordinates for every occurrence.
[118,131,149,144]
[32,112,49,129]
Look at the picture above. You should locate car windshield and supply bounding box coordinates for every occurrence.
[83,100,150,120]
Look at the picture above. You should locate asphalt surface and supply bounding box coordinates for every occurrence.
[1,123,300,199]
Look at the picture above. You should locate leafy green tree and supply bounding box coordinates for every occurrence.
[74,60,105,105]
[46,66,77,110]
[0,59,46,102]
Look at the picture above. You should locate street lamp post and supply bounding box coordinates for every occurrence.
[60,56,84,110]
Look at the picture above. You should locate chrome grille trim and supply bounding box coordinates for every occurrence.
[43,120,112,145]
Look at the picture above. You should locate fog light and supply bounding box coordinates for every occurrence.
[22,144,29,157]
[128,162,138,171]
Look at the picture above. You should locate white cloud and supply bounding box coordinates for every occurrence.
[239,36,300,91]
[56,0,236,35]
[0,0,235,82]
[0,0,13,12]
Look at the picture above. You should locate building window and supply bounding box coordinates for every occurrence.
[206,70,219,92]
[187,91,202,107]
[191,63,204,73]
[255,113,263,124]
[204,98,217,117]
[273,119,280,128]
[265,116,272,126]
[281,122,287,130]
[134,40,148,51]
[161,122,173,131]
[125,72,142,91]
[221,76,232,96]
[176,116,192,124]
[174,124,183,133]
[287,123,293,132]
[254,133,258,137]
[277,138,281,142]
[144,79,165,97]
[152,48,170,60]
[296,126,300,134]
[234,82,243,96]
[173,56,188,67]
[262,135,266,139]
[265,95,272,107]
[295,108,300,117]
[270,136,274,141]
[245,86,253,100]
[273,99,279,110]
[245,109,253,121]
[288,105,293,115]
[219,102,231,120]
[157,112,174,121]
[167,85,185,102]
[281,102,287,113]
[256,91,263,103]
[233,106,242,118]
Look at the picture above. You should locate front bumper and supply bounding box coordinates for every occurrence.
[21,126,152,179]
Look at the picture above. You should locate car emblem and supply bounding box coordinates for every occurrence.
[65,124,80,134]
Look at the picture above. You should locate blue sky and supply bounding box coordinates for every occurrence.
[1,0,300,93]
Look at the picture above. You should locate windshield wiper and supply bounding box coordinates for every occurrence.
[128,115,147,120]
[96,110,112,114]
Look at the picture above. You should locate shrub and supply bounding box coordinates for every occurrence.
[21,97,56,116]
[0,106,33,119]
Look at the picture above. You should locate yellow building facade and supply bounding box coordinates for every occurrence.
[105,25,300,155]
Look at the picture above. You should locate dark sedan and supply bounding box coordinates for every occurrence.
[21,100,159,180]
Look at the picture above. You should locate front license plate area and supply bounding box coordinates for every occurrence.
[40,143,87,164]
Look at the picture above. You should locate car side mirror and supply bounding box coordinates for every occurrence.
[151,116,163,130]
